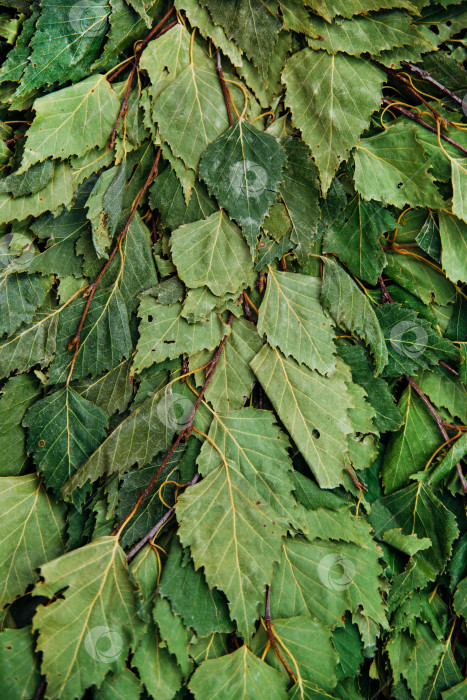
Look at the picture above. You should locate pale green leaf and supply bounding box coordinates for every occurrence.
[251,345,353,489]
[176,458,284,638]
[20,75,120,172]
[438,211,467,284]
[33,536,144,700]
[354,123,445,209]
[171,210,253,296]
[283,50,384,193]
[451,158,467,223]
[257,269,336,374]
[189,645,288,700]
[0,627,40,700]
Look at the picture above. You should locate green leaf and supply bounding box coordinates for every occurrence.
[0,374,41,476]
[323,196,396,284]
[73,359,133,418]
[415,369,467,424]
[197,407,302,528]
[189,645,288,700]
[153,597,193,677]
[47,286,132,384]
[257,269,336,374]
[354,123,445,209]
[371,483,459,590]
[133,296,229,373]
[443,679,467,700]
[263,616,338,690]
[438,211,467,284]
[62,383,176,497]
[451,158,467,224]
[381,384,440,493]
[321,258,388,376]
[376,303,458,377]
[176,457,284,638]
[20,75,120,172]
[15,0,109,95]
[251,345,354,488]
[283,50,384,193]
[199,119,286,252]
[152,45,231,172]
[24,386,107,494]
[199,0,282,78]
[159,536,233,636]
[171,210,253,296]
[202,316,263,411]
[94,669,142,700]
[132,620,183,700]
[0,295,60,379]
[270,526,387,631]
[0,161,74,224]
[0,627,40,700]
[149,167,216,231]
[0,272,51,336]
[337,344,402,432]
[33,536,144,700]
[279,137,321,264]
[306,11,428,56]
[0,474,66,609]
[307,0,418,22]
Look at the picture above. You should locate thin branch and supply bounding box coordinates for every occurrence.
[382,99,467,156]
[109,7,177,147]
[264,586,297,681]
[216,49,233,127]
[33,679,46,700]
[400,61,464,107]
[126,472,200,562]
[379,275,394,304]
[4,133,25,147]
[67,149,162,375]
[114,313,235,538]
[439,360,460,377]
[371,57,452,126]
[407,376,467,493]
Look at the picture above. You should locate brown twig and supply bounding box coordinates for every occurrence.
[241,293,254,323]
[264,586,296,681]
[4,133,25,147]
[407,376,467,493]
[379,275,394,304]
[67,149,162,375]
[400,61,464,107]
[33,679,46,700]
[109,7,176,147]
[126,472,200,562]
[439,360,460,377]
[114,313,235,538]
[371,58,453,126]
[216,49,233,127]
[382,99,467,156]
[345,465,368,491]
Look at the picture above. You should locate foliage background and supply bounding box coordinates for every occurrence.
[0,0,466,698]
